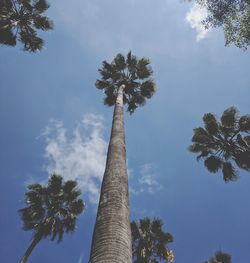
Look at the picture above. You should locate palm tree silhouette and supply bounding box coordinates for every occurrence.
[89,52,156,263]
[0,0,53,52]
[189,107,250,182]
[204,251,231,263]
[19,174,84,263]
[131,217,174,263]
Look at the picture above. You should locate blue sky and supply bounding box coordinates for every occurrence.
[0,0,250,262]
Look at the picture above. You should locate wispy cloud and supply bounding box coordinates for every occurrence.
[130,163,162,195]
[52,0,191,58]
[43,113,107,204]
[186,3,210,41]
[77,254,83,263]
[42,113,161,204]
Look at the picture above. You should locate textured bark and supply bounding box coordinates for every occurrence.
[19,235,41,263]
[89,85,132,263]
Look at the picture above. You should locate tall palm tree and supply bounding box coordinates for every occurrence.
[89,52,156,263]
[19,174,84,263]
[204,251,231,263]
[0,0,53,52]
[131,218,174,263]
[189,106,250,182]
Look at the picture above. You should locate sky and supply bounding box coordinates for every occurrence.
[0,0,250,262]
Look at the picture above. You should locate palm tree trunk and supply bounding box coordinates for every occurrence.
[19,235,41,263]
[89,85,132,263]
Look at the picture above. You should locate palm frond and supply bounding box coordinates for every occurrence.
[0,28,16,46]
[203,113,219,135]
[34,0,50,13]
[33,15,53,31]
[215,250,231,263]
[113,53,126,71]
[220,106,238,128]
[20,29,44,52]
[222,162,238,182]
[204,156,222,173]
[239,114,250,132]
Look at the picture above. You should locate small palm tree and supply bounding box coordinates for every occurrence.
[131,217,174,263]
[189,107,250,182]
[89,52,156,263]
[19,174,84,263]
[0,0,53,52]
[204,251,231,263]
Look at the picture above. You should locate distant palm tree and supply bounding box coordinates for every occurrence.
[189,106,250,182]
[0,0,53,52]
[204,251,231,263]
[131,217,174,263]
[89,52,156,263]
[19,174,84,263]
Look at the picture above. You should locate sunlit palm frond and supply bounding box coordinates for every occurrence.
[131,217,174,263]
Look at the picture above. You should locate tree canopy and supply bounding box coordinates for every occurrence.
[193,0,250,50]
[19,174,84,242]
[189,106,250,182]
[131,217,174,263]
[0,0,53,52]
[95,51,156,114]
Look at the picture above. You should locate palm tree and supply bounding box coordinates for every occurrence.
[0,0,53,52]
[89,52,156,263]
[19,174,84,263]
[131,217,174,263]
[204,251,231,263]
[189,106,250,182]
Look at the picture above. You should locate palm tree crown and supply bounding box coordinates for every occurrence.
[189,107,250,182]
[204,251,231,263]
[0,0,53,52]
[95,51,156,114]
[19,174,84,243]
[131,217,174,263]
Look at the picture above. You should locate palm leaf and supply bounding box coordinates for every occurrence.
[204,156,222,173]
[203,113,219,135]
[220,106,238,128]
[34,0,50,13]
[239,114,250,132]
[222,162,237,182]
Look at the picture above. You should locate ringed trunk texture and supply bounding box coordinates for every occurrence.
[89,85,132,263]
[19,235,41,263]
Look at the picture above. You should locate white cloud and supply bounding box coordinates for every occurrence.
[130,163,162,195]
[42,113,160,204]
[43,113,107,204]
[186,3,210,41]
